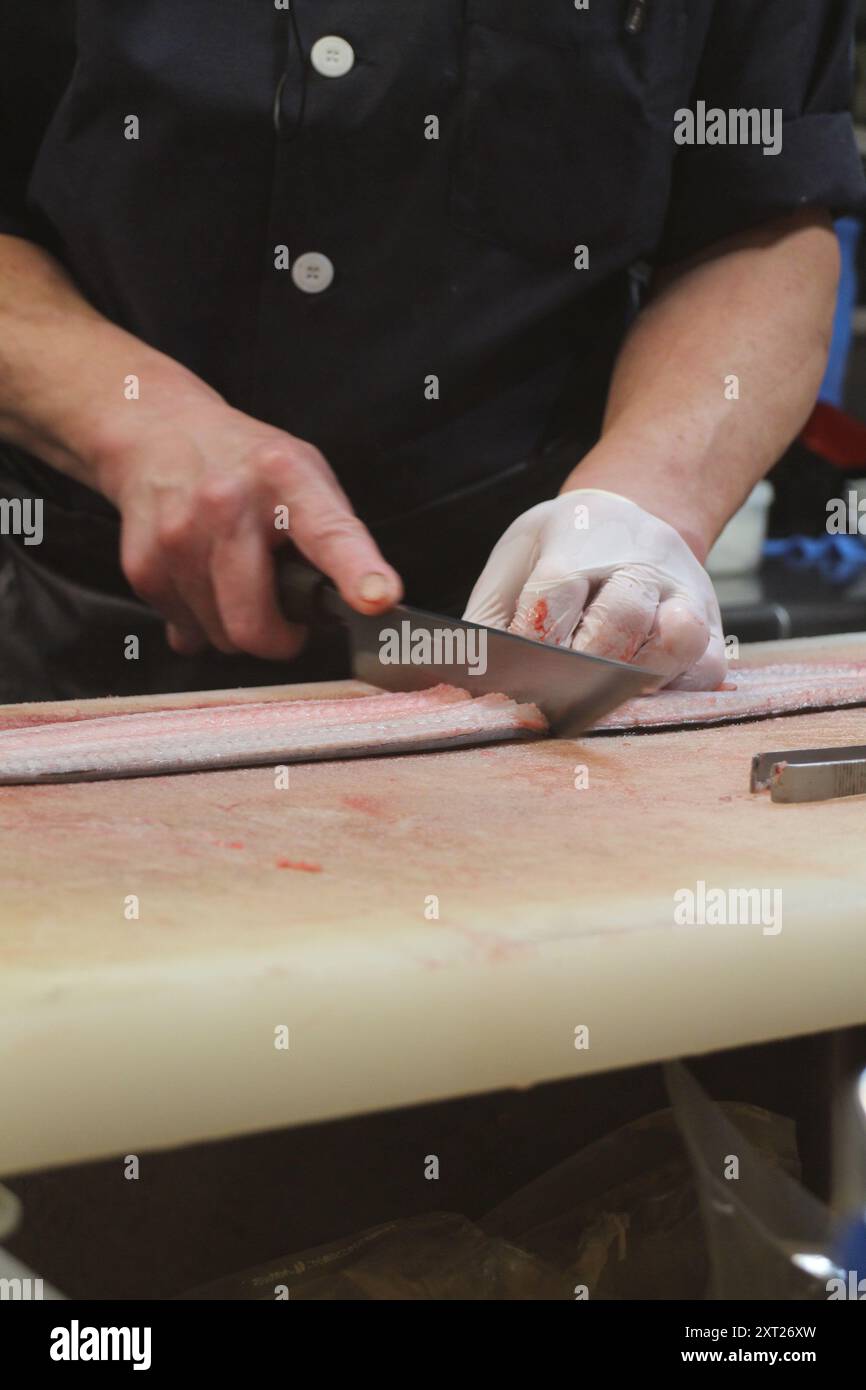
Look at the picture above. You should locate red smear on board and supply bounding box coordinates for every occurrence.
[341,793,380,815]
[276,858,322,873]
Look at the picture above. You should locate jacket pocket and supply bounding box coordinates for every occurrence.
[450,0,687,265]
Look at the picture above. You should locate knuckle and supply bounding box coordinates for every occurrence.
[221,611,260,650]
[284,438,325,471]
[220,594,302,657]
[247,439,321,484]
[224,620,285,660]
[199,476,245,523]
[156,514,191,553]
[123,551,161,599]
[246,441,291,478]
[658,603,708,655]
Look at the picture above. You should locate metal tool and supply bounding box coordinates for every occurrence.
[279,561,663,737]
[751,742,866,803]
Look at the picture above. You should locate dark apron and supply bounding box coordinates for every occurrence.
[0,439,584,704]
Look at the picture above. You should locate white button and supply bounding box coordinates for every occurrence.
[310,35,355,79]
[291,252,335,294]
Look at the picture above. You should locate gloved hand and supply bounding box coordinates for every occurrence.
[464,489,726,690]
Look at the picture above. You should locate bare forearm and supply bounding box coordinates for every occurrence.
[0,234,219,485]
[563,209,840,561]
[0,235,400,652]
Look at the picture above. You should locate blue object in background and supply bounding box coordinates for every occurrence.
[764,533,866,584]
[819,217,861,407]
[772,220,866,578]
[832,1212,866,1291]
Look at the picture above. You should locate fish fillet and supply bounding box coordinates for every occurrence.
[592,662,866,732]
[0,685,547,784]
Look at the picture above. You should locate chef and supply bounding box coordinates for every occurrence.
[0,1,863,703]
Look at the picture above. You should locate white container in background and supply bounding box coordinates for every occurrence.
[706,480,774,577]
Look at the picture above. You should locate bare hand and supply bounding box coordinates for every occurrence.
[95,397,402,658]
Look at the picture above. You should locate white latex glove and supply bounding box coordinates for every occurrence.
[464,489,726,690]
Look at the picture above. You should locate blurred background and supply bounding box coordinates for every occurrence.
[719,3,866,639]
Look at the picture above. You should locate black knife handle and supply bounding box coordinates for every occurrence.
[277,559,344,625]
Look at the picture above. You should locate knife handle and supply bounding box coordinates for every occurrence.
[277,559,344,625]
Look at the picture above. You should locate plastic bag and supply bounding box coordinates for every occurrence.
[183,1213,561,1300]
[664,1061,835,1300]
[186,1079,808,1300]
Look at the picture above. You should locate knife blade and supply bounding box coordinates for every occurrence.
[278,561,663,737]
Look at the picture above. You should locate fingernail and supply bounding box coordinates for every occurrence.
[359,572,389,604]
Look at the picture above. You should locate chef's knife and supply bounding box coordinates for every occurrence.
[278,560,663,737]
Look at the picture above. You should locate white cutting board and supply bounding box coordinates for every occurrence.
[1,636,865,1176]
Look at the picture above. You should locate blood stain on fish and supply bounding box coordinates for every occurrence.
[530,598,550,639]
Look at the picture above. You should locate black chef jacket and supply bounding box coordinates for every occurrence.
[0,1,864,699]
